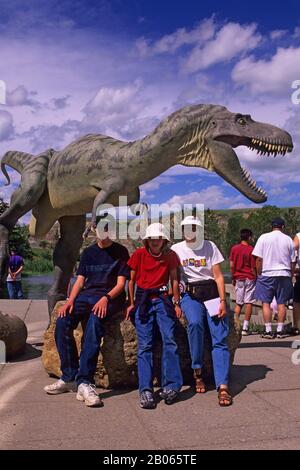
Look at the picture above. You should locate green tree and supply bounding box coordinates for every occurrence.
[204,209,225,254]
[247,205,282,241]
[0,198,33,259]
[225,214,244,256]
[0,198,8,215]
[283,208,300,237]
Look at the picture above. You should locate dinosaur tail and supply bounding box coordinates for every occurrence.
[1,151,34,185]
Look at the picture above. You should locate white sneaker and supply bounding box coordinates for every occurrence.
[44,379,77,395]
[76,383,103,407]
[242,329,251,336]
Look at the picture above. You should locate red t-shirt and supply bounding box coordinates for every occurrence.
[127,247,180,289]
[229,243,256,280]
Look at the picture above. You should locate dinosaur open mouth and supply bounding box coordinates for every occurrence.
[204,133,293,203]
[216,135,293,156]
[210,135,293,203]
[177,125,293,204]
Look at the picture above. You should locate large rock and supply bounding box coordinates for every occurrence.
[42,301,241,388]
[0,311,28,359]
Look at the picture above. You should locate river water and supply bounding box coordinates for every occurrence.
[20,272,232,300]
[22,274,53,299]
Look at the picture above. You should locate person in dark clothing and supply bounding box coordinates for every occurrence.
[6,248,24,299]
[44,217,130,407]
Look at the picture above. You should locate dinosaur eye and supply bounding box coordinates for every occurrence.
[211,120,217,127]
[237,117,247,126]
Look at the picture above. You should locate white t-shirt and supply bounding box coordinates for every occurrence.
[252,230,295,277]
[171,240,224,283]
[296,232,300,269]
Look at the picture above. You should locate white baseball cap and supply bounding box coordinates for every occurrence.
[142,223,170,241]
[181,215,203,227]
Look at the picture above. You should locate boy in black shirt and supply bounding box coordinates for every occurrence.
[44,219,129,406]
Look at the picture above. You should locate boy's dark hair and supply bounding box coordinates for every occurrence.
[95,213,111,233]
[240,228,253,241]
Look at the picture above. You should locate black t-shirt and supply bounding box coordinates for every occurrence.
[77,242,130,298]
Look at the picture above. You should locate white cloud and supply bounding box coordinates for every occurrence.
[293,27,300,38]
[270,30,288,40]
[183,22,261,73]
[136,17,216,57]
[0,111,14,141]
[232,47,300,94]
[140,175,177,196]
[81,79,157,140]
[19,119,79,153]
[164,185,245,210]
[84,80,143,116]
[51,95,70,110]
[6,85,41,109]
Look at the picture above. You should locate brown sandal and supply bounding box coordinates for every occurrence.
[218,387,233,407]
[194,371,206,393]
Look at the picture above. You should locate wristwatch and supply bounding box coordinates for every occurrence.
[173,300,181,307]
[104,294,111,301]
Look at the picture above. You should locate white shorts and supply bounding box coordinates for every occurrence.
[235,279,256,305]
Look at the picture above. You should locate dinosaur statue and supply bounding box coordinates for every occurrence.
[0,104,293,313]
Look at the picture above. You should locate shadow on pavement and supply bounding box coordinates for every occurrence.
[8,343,43,363]
[230,364,273,397]
[238,340,294,349]
[99,387,137,399]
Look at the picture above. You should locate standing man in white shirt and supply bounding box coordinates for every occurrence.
[253,218,296,339]
[292,232,300,334]
[171,215,232,407]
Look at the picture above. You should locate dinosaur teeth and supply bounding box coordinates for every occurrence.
[250,138,293,157]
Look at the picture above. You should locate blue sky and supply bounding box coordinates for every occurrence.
[0,0,300,219]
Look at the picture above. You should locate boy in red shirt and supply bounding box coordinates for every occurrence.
[229,229,256,336]
[126,223,183,409]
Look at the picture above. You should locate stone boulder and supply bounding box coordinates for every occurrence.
[42,301,241,388]
[0,311,28,359]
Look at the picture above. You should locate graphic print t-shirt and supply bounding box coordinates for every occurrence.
[171,240,224,283]
[77,242,130,299]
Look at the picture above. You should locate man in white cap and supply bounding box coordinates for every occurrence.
[171,215,232,407]
[126,222,183,409]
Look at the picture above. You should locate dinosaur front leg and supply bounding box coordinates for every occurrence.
[0,225,9,293]
[83,182,123,239]
[48,214,86,315]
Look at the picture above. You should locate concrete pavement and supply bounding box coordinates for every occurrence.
[0,299,300,450]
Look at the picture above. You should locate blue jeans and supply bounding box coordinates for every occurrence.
[55,293,117,386]
[135,298,183,393]
[181,293,230,389]
[7,281,24,299]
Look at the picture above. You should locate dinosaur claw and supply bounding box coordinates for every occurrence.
[83,224,93,239]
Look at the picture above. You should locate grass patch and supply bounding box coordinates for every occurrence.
[23,247,53,275]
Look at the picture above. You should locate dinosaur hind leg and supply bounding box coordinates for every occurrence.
[0,189,45,292]
[47,214,86,315]
[0,153,49,291]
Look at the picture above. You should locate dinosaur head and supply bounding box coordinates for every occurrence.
[164,104,293,203]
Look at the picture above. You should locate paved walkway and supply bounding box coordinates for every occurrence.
[0,299,300,450]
